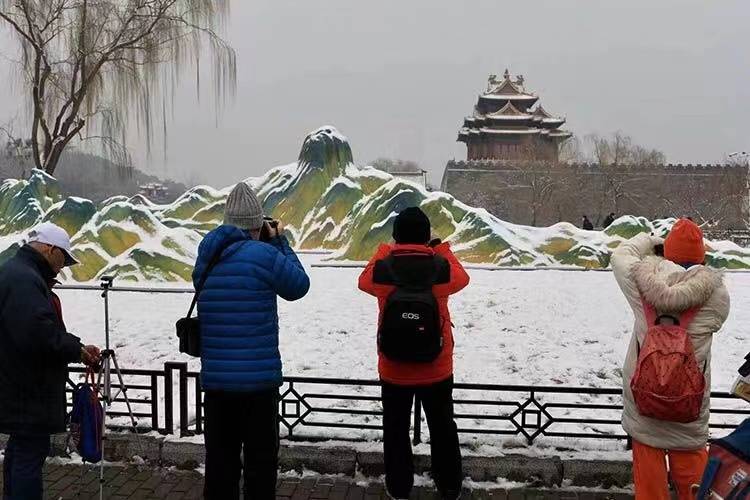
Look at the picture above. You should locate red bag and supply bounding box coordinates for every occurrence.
[630,301,706,423]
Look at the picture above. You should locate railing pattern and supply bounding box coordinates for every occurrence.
[67,363,750,446]
[60,282,749,445]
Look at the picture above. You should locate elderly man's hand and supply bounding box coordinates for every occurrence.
[80,345,101,366]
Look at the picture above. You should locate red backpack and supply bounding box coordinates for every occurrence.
[630,301,706,423]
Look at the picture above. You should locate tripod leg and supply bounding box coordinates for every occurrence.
[100,394,107,500]
[110,353,139,431]
[110,353,145,456]
[97,354,112,500]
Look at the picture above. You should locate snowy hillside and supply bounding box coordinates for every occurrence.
[2,126,750,281]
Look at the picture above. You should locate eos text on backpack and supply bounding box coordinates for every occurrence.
[69,368,104,463]
[375,254,445,363]
[630,301,705,423]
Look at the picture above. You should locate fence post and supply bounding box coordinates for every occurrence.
[164,363,174,434]
[177,363,190,437]
[412,396,422,445]
[150,373,159,433]
[195,375,203,434]
[285,381,293,441]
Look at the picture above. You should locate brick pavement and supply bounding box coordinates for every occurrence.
[0,463,634,499]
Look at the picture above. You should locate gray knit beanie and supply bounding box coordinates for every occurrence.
[224,182,264,230]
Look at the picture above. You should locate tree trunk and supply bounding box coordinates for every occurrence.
[44,149,62,176]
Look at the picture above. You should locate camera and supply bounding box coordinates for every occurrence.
[259,216,280,242]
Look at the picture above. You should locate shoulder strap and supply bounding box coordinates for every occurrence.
[639,298,707,371]
[381,255,402,288]
[641,300,658,326]
[386,252,440,291]
[641,300,700,328]
[695,456,721,500]
[678,306,701,329]
[185,241,243,318]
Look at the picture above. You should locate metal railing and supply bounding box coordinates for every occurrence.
[59,282,750,446]
[67,362,750,446]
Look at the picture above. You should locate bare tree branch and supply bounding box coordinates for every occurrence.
[0,0,236,174]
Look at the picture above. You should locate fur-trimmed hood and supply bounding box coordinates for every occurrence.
[611,233,730,450]
[633,256,724,313]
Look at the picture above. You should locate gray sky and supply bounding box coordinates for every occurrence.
[1,0,748,187]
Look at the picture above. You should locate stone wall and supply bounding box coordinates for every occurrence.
[441,160,749,229]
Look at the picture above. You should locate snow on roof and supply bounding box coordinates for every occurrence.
[480,93,538,101]
[542,117,566,125]
[532,105,554,118]
[486,102,533,120]
[479,127,542,135]
[486,77,530,97]
[548,130,573,137]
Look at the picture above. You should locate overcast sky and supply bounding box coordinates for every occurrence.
[0,0,748,187]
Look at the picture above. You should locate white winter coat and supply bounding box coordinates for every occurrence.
[611,232,730,450]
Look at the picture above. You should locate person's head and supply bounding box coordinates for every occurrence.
[224,182,264,240]
[26,222,77,276]
[392,207,431,245]
[664,218,706,267]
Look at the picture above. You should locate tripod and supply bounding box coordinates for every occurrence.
[96,276,141,500]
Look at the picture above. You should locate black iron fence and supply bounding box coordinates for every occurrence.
[59,282,749,446]
[67,363,749,446]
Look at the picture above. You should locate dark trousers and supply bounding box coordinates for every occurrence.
[2,433,51,500]
[381,377,462,498]
[203,389,280,500]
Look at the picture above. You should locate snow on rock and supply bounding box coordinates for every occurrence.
[2,127,750,281]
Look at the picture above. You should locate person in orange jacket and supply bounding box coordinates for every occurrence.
[358,207,470,500]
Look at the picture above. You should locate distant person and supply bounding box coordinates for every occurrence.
[602,212,616,228]
[359,207,470,500]
[611,219,730,500]
[581,215,594,230]
[0,222,100,500]
[195,182,310,500]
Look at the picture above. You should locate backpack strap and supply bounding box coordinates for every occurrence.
[380,255,403,288]
[678,306,701,329]
[641,300,701,328]
[695,456,721,500]
[640,298,707,372]
[376,252,440,291]
[642,301,658,326]
[185,240,246,319]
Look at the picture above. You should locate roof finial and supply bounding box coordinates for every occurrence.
[503,68,510,80]
[516,74,524,86]
[487,73,498,91]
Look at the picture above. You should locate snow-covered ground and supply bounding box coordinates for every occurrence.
[57,255,749,452]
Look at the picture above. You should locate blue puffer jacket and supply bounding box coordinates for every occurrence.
[193,225,310,392]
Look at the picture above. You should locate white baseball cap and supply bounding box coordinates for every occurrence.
[27,222,78,266]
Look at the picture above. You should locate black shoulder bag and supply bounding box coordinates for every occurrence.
[175,244,231,357]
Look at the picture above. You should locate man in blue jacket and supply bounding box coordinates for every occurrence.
[195,182,310,499]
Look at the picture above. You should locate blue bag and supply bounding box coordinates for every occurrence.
[70,368,104,463]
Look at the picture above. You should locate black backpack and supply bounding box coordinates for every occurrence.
[375,253,448,363]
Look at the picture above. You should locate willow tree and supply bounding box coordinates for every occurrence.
[0,0,236,175]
